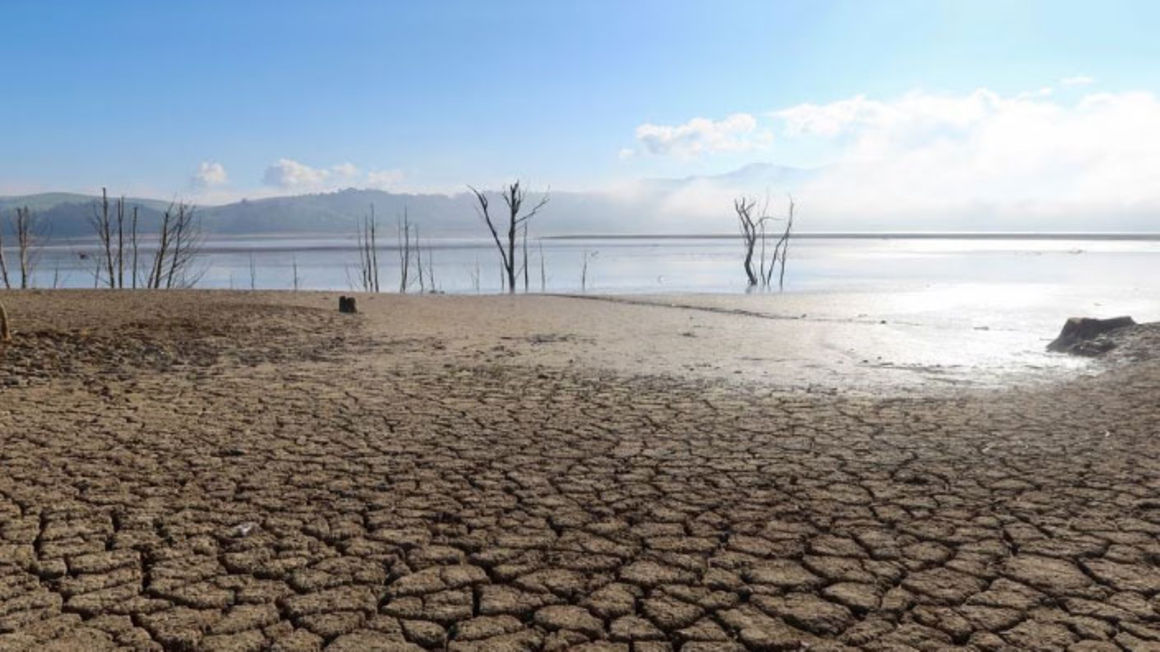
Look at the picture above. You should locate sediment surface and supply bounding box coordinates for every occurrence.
[1,290,1158,651]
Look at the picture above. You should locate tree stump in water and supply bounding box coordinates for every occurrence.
[338,296,358,314]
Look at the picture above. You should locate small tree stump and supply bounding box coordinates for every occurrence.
[1047,316,1135,355]
[338,296,358,314]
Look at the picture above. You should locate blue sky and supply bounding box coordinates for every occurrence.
[3,0,1160,215]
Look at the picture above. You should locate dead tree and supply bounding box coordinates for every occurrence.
[734,197,769,287]
[765,196,795,290]
[0,216,9,289]
[425,242,435,292]
[735,195,796,290]
[521,224,529,292]
[130,206,139,288]
[581,250,597,292]
[414,226,425,293]
[116,196,125,288]
[7,206,44,289]
[88,190,134,288]
[147,201,202,289]
[397,208,411,292]
[89,189,115,288]
[368,205,379,292]
[353,205,380,292]
[469,181,549,293]
[539,241,546,292]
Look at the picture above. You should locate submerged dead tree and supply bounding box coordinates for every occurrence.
[146,201,202,289]
[89,190,141,288]
[387,207,426,294]
[89,189,116,288]
[734,197,768,287]
[1,206,46,289]
[734,195,796,290]
[0,214,10,289]
[773,196,794,290]
[469,181,549,293]
[397,208,411,292]
[352,205,380,292]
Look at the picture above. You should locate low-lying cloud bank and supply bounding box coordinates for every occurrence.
[630,86,1160,231]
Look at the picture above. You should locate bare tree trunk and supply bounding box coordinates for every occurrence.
[369,205,379,292]
[397,208,411,293]
[759,220,767,285]
[249,252,257,290]
[0,217,10,289]
[115,196,125,288]
[469,182,548,295]
[147,200,201,289]
[539,241,546,292]
[521,224,529,292]
[581,250,591,292]
[165,205,185,289]
[93,188,116,288]
[777,197,795,291]
[130,206,139,289]
[506,198,517,293]
[426,244,435,292]
[734,197,760,287]
[14,206,39,289]
[415,226,425,293]
[149,202,171,289]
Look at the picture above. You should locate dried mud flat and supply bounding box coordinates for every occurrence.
[1,290,1159,652]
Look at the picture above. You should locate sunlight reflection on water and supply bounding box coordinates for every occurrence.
[21,236,1160,303]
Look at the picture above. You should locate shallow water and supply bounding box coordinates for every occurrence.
[15,235,1160,303]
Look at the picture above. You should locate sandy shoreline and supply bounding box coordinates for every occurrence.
[1,290,1159,650]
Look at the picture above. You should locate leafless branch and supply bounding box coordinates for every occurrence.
[469,181,549,293]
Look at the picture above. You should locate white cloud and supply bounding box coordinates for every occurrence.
[1061,75,1095,86]
[263,158,330,188]
[191,161,228,188]
[365,169,403,189]
[632,113,771,158]
[331,162,360,181]
[260,158,405,193]
[766,88,1160,227]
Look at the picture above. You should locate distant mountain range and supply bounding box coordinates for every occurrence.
[0,164,816,239]
[7,162,1155,238]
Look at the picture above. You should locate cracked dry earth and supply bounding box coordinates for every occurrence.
[1,291,1160,652]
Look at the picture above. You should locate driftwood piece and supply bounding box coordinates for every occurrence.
[1047,316,1135,356]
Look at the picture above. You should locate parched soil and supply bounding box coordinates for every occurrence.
[1,291,1159,651]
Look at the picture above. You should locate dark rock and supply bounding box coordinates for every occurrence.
[1047,316,1135,356]
[339,296,358,314]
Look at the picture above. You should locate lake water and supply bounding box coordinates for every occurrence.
[16,235,1160,300]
